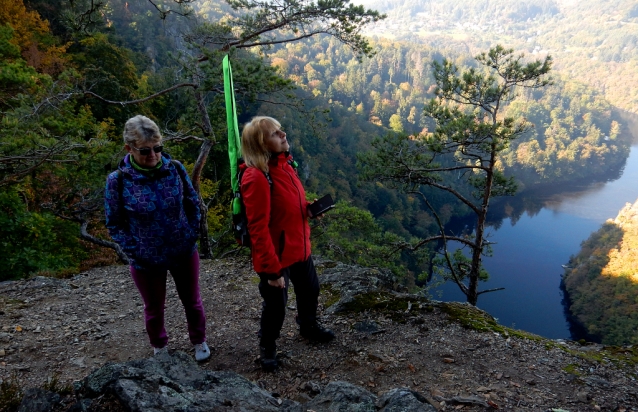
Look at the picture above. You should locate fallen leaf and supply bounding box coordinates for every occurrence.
[14,325,22,332]
[408,364,416,372]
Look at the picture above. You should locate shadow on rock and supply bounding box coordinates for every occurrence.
[50,351,438,411]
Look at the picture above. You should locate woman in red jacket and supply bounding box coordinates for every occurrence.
[241,116,334,372]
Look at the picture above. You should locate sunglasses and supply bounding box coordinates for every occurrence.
[131,145,163,156]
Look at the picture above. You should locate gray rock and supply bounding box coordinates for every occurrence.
[302,380,322,395]
[576,390,589,403]
[354,320,381,333]
[25,276,70,290]
[66,399,93,412]
[304,381,377,411]
[377,388,437,411]
[17,388,60,412]
[83,351,302,412]
[316,261,401,314]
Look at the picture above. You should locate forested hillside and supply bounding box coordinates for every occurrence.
[266,35,629,188]
[0,0,634,287]
[563,200,638,345]
[355,0,638,115]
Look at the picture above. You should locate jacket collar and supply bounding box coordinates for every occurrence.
[269,151,293,166]
[119,153,173,178]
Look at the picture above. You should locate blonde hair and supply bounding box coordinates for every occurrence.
[123,115,162,146]
[241,116,280,172]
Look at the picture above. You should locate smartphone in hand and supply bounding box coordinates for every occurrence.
[308,194,335,217]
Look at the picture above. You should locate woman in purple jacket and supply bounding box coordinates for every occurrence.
[104,115,210,361]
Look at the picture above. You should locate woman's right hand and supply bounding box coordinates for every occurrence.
[268,277,285,289]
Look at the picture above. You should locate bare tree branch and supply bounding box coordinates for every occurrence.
[83,83,198,106]
[477,287,505,296]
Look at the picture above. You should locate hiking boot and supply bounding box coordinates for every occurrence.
[194,342,211,362]
[300,322,335,343]
[259,346,278,372]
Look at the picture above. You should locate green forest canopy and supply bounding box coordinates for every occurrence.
[0,0,634,285]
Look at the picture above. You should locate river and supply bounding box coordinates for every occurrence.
[434,117,638,340]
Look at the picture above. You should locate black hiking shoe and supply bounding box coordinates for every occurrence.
[300,322,335,343]
[259,346,278,372]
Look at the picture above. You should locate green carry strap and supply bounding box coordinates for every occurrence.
[223,55,242,216]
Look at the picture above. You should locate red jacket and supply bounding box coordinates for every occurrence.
[241,153,311,278]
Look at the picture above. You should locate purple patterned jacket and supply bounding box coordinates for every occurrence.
[104,153,201,269]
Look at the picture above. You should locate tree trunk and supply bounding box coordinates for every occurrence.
[468,147,497,306]
[191,89,216,259]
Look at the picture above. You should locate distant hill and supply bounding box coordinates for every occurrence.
[355,0,638,114]
[563,199,638,345]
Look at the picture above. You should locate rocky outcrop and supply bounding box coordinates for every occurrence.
[60,351,435,411]
[315,259,408,314]
[17,388,60,412]
[2,257,638,411]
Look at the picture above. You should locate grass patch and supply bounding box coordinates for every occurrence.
[0,374,23,411]
[567,345,638,371]
[42,374,73,396]
[337,291,429,322]
[321,284,341,309]
[438,302,638,373]
[562,363,581,376]
[440,302,543,341]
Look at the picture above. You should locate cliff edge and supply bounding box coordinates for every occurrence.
[0,257,636,410]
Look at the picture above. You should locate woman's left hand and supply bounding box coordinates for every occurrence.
[268,277,285,289]
[307,198,323,220]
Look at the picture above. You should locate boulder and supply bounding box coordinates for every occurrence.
[72,352,437,412]
[304,381,376,411]
[17,388,60,412]
[377,388,437,411]
[315,260,403,314]
[81,351,301,411]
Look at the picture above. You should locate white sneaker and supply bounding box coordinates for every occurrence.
[194,342,211,361]
[154,346,168,356]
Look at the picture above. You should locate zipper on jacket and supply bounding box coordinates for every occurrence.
[278,230,286,260]
[283,163,308,258]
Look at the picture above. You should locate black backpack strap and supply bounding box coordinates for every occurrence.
[264,171,273,186]
[114,169,128,226]
[116,169,123,205]
[171,159,186,190]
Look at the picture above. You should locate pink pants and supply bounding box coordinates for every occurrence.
[130,251,206,348]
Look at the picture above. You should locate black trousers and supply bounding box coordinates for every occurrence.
[258,256,319,349]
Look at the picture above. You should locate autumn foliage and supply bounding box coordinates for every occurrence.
[563,201,638,345]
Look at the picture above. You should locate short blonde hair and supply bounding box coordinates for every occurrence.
[241,116,280,172]
[123,115,162,146]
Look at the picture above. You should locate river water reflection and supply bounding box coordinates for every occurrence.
[435,121,638,339]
